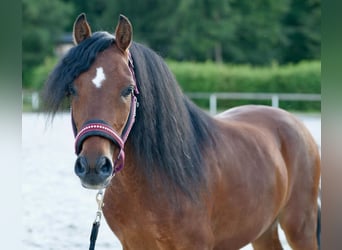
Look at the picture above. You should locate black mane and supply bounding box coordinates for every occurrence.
[44,32,217,199]
[129,43,217,199]
[43,32,115,115]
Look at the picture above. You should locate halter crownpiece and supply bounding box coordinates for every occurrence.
[72,50,139,173]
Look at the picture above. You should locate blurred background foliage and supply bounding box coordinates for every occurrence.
[22,0,320,94]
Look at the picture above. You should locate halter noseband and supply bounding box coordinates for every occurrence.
[72,51,138,173]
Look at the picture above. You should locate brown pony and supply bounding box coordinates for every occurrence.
[44,13,321,250]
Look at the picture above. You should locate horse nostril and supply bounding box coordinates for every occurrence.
[75,156,88,178]
[96,156,113,177]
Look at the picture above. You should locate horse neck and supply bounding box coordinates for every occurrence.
[110,141,147,192]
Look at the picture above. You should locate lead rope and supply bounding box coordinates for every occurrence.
[87,52,137,250]
[89,189,104,250]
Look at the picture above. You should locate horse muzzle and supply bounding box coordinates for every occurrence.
[74,155,113,189]
[73,120,126,189]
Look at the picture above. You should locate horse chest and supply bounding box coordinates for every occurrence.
[103,182,213,249]
[103,183,168,230]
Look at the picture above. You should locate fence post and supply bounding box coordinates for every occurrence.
[32,92,40,110]
[271,95,279,108]
[209,94,217,115]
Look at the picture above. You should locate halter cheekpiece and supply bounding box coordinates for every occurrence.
[72,51,139,173]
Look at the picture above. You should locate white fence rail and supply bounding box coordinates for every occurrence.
[186,92,321,115]
[22,91,321,115]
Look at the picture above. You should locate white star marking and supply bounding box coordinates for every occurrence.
[92,67,106,88]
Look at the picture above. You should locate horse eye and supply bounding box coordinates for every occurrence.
[121,85,134,97]
[67,84,77,96]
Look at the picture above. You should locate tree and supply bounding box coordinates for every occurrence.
[58,0,320,65]
[22,0,321,90]
[63,0,182,58]
[22,0,74,87]
[164,0,289,64]
[281,0,321,63]
[223,0,289,64]
[170,0,235,62]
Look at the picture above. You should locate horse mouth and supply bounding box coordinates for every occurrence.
[80,177,111,190]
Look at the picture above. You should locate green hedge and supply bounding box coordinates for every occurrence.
[25,58,320,112]
[24,57,59,90]
[166,60,321,111]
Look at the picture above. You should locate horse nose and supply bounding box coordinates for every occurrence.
[75,155,88,178]
[74,155,113,189]
[95,156,113,179]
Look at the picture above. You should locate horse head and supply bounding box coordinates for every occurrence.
[71,14,137,189]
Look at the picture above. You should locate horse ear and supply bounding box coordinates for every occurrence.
[73,13,92,45]
[114,15,132,52]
